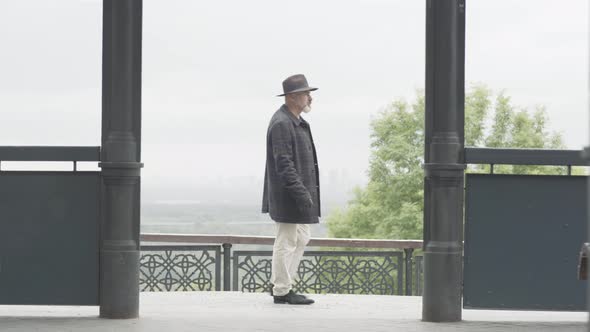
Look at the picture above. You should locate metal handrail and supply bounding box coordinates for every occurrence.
[140,233,423,249]
[464,147,586,166]
[0,146,101,172]
[0,146,101,161]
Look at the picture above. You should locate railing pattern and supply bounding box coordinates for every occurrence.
[234,251,404,295]
[140,245,221,292]
[138,235,424,295]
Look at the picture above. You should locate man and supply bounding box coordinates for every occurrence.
[262,74,320,305]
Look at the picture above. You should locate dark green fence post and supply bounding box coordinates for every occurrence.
[404,248,414,296]
[223,243,232,291]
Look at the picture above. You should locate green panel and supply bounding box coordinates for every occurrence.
[464,174,587,311]
[0,172,99,305]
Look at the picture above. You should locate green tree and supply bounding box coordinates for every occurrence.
[327,85,572,240]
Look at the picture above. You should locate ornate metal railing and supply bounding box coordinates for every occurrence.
[233,250,403,295]
[140,234,423,295]
[140,245,221,292]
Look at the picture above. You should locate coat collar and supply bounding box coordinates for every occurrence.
[280,104,308,127]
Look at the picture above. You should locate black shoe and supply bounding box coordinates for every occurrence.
[269,284,309,299]
[273,290,314,305]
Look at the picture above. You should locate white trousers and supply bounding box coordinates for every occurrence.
[270,222,311,297]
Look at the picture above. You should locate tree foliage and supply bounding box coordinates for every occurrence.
[327,85,571,240]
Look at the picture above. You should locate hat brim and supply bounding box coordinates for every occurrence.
[276,87,318,97]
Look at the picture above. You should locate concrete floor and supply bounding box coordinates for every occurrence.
[0,292,586,332]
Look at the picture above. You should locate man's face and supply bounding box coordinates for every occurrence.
[290,91,313,112]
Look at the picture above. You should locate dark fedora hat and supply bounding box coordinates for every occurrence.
[276,74,318,97]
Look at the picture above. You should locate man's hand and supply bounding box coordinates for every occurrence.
[298,195,314,212]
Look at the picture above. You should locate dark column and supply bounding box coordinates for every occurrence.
[422,0,466,322]
[99,0,143,319]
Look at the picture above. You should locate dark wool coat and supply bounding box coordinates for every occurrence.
[262,105,321,224]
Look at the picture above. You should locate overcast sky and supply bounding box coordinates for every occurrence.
[0,0,587,197]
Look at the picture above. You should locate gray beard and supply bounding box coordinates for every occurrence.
[302,105,312,113]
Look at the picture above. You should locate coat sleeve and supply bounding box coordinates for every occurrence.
[269,121,313,211]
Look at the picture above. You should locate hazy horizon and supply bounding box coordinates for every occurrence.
[1,0,587,210]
